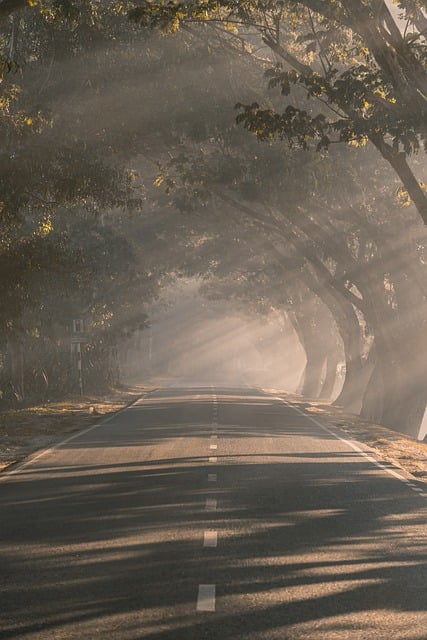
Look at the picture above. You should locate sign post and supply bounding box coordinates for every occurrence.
[71,319,88,396]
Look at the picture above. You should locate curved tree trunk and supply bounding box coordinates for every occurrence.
[374,324,427,438]
[360,345,387,424]
[300,354,326,398]
[359,262,427,437]
[288,307,326,399]
[287,310,306,396]
[300,270,368,413]
[362,338,427,438]
[319,351,340,401]
[228,194,426,431]
[223,197,370,410]
[371,137,427,226]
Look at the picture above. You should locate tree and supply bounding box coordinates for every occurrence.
[0,2,163,399]
[1,0,426,441]
[150,84,427,436]
[129,0,427,226]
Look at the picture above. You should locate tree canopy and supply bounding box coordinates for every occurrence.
[129,0,427,224]
[0,1,426,438]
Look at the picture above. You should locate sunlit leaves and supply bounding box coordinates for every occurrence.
[35,216,53,237]
[265,67,299,96]
[126,0,427,227]
[0,84,21,112]
[235,101,328,149]
[128,0,220,31]
[237,50,424,155]
[153,174,165,187]
[347,136,367,147]
[396,186,412,207]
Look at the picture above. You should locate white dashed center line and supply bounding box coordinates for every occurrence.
[198,389,220,613]
[197,584,216,611]
[204,530,218,547]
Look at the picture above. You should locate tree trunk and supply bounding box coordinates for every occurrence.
[371,137,427,226]
[360,346,386,424]
[332,325,367,414]
[7,336,25,401]
[382,381,427,438]
[360,266,427,438]
[303,272,368,413]
[300,353,326,398]
[362,342,427,439]
[319,351,340,401]
[288,306,326,399]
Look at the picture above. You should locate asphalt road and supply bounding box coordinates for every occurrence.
[0,386,426,640]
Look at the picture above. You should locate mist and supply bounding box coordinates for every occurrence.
[2,7,427,640]
[0,3,426,440]
[119,280,307,392]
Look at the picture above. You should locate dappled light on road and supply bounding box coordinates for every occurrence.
[1,388,426,639]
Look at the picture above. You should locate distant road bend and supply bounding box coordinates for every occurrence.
[0,386,426,640]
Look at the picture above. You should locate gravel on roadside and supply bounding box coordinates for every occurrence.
[0,385,154,472]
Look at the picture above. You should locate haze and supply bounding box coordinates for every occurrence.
[1,3,427,639]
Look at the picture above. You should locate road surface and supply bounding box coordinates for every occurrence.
[0,386,426,639]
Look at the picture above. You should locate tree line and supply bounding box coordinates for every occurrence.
[0,1,426,438]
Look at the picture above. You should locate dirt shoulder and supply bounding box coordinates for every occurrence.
[321,406,427,481]
[270,391,427,483]
[0,384,154,473]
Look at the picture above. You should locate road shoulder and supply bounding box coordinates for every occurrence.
[267,391,427,483]
[0,384,153,473]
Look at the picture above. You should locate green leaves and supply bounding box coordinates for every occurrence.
[236,101,328,149]
[238,50,425,157]
[128,0,220,31]
[265,67,299,96]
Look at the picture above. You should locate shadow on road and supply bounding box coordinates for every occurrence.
[0,387,426,639]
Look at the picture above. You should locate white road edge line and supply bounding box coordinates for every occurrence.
[274,397,414,486]
[0,391,154,482]
[197,584,216,611]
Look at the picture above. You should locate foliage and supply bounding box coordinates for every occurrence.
[0,0,426,437]
[0,1,161,399]
[128,0,427,223]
